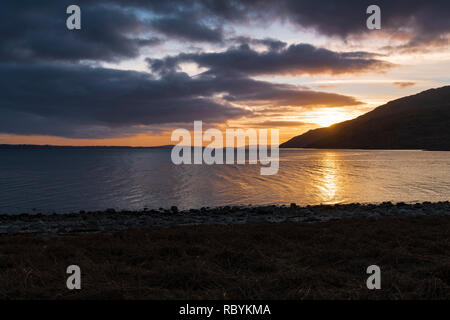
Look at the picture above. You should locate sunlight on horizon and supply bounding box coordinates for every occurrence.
[305,108,360,128]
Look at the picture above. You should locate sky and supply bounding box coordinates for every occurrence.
[0,0,449,146]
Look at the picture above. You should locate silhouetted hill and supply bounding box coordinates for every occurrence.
[280,86,450,150]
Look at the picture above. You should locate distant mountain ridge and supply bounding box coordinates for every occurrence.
[0,144,174,149]
[280,86,450,150]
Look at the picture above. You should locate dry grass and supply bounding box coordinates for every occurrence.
[1,215,449,299]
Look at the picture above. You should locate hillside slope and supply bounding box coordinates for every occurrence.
[280,86,450,150]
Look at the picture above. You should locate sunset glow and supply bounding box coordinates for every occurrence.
[0,2,449,146]
[310,109,357,128]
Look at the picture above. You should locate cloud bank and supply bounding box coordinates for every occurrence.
[2,0,445,140]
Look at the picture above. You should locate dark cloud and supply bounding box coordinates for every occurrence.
[0,64,248,138]
[230,37,288,51]
[222,84,360,107]
[0,1,161,63]
[150,16,224,43]
[0,63,360,138]
[148,43,393,76]
[231,0,449,50]
[3,0,447,65]
[108,0,450,50]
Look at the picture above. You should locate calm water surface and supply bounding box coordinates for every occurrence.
[1,148,450,214]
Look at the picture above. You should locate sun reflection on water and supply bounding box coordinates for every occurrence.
[317,152,340,203]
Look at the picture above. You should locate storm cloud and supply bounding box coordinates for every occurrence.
[150,16,224,43]
[0,1,163,63]
[0,64,246,138]
[102,0,450,50]
[2,0,448,64]
[0,63,361,138]
[148,43,393,76]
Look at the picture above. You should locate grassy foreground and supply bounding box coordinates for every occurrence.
[1,215,449,299]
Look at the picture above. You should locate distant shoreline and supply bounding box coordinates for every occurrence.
[0,144,174,149]
[1,201,449,236]
[1,144,450,151]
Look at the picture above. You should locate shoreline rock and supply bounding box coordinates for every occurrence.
[0,201,449,236]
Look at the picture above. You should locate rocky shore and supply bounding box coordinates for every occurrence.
[1,201,450,235]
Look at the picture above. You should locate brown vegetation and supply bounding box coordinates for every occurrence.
[1,215,449,299]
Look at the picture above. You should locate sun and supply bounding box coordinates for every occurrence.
[312,109,355,127]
